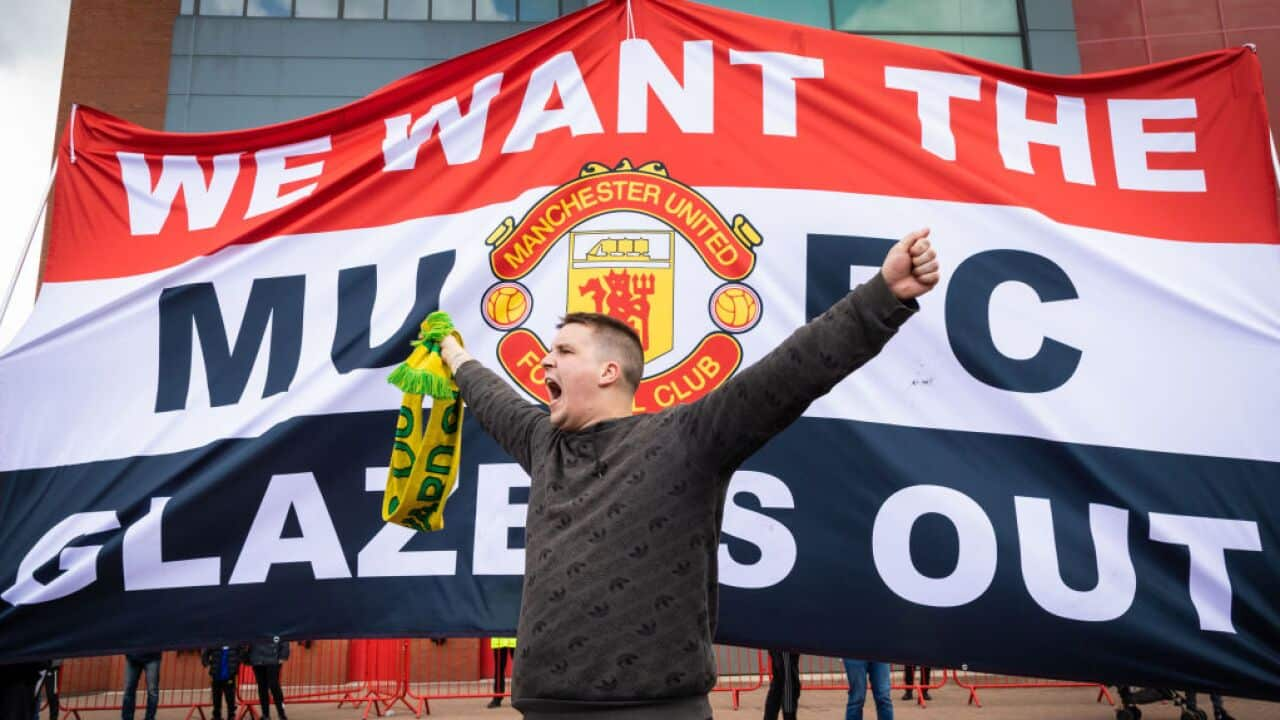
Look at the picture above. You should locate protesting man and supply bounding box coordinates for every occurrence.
[439,229,940,719]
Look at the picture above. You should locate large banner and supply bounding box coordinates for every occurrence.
[2,0,1278,697]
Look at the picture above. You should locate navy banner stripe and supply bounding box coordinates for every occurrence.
[1,412,1277,697]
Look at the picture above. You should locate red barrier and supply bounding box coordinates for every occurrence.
[234,639,408,719]
[236,641,351,718]
[710,646,768,710]
[402,638,493,716]
[782,658,949,708]
[950,668,1114,707]
[898,663,948,706]
[402,640,766,714]
[46,641,1115,716]
[56,651,216,719]
[341,639,411,718]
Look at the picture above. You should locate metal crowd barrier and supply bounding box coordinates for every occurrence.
[710,646,768,710]
[949,667,1114,707]
[401,641,768,714]
[55,651,216,719]
[403,637,491,716]
[46,640,1115,717]
[234,639,406,719]
[779,657,949,707]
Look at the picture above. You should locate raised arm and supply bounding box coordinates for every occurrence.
[441,334,548,472]
[684,228,939,470]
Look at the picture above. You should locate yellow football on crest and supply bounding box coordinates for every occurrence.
[714,287,758,329]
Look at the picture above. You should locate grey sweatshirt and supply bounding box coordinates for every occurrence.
[454,272,916,719]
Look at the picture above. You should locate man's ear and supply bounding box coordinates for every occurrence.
[598,360,622,388]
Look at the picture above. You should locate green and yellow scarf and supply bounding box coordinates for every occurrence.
[383,311,464,532]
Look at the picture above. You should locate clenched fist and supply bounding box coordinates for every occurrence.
[882,227,940,301]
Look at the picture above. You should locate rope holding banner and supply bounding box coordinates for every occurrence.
[69,103,78,164]
[1271,130,1280,192]
[0,163,57,334]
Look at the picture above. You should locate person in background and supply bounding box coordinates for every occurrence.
[34,658,61,720]
[248,637,290,720]
[0,662,41,720]
[486,637,516,708]
[842,659,892,720]
[1186,690,1235,720]
[901,664,931,702]
[763,650,802,720]
[121,652,161,720]
[201,645,246,720]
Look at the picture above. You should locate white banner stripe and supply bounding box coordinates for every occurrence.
[3,188,1278,471]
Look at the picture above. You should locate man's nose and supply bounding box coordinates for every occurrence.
[541,353,554,369]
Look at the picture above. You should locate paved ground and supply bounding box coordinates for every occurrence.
[118,685,1280,720]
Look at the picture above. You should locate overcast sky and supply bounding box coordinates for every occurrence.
[0,1,70,351]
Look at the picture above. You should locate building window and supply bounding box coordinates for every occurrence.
[176,0,1027,66]
[431,0,472,20]
[183,0,598,21]
[690,0,1026,67]
[520,0,558,21]
[296,0,340,17]
[199,0,245,16]
[344,0,387,18]
[247,0,291,17]
[698,0,830,29]
[387,0,430,19]
[476,0,518,21]
[834,0,1019,33]
[867,33,1023,67]
[837,0,1024,67]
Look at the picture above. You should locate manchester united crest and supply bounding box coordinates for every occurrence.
[480,159,764,411]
